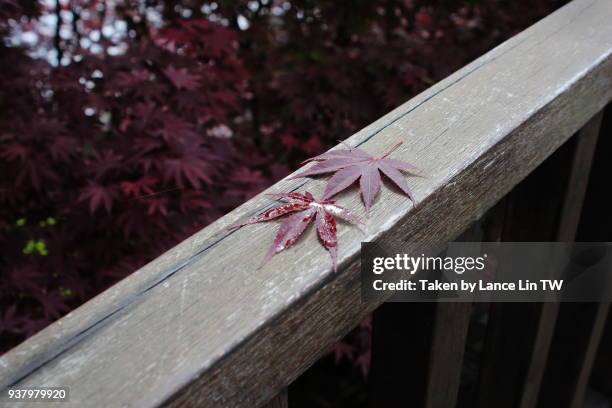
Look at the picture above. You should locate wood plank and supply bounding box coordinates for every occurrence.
[425,229,483,408]
[514,304,560,408]
[1,1,611,407]
[425,303,473,408]
[568,305,609,408]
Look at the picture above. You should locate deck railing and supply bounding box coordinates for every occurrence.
[1,0,611,406]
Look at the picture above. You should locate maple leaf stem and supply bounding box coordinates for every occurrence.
[381,141,403,158]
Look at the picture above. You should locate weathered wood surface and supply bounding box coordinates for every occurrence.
[1,0,611,406]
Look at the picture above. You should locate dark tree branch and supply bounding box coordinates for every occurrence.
[54,0,62,65]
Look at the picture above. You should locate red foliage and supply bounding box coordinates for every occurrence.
[0,0,563,357]
[231,191,361,271]
[290,142,420,211]
[0,1,283,351]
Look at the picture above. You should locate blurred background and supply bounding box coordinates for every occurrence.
[0,0,568,404]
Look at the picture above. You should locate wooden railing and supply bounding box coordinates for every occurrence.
[1,0,611,406]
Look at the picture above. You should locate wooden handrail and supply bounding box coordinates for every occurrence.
[1,0,611,406]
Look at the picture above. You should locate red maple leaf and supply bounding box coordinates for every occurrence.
[164,66,200,91]
[155,114,197,142]
[78,183,116,213]
[230,192,360,271]
[355,349,372,378]
[301,135,323,154]
[0,143,27,161]
[280,133,300,148]
[49,136,78,161]
[231,167,266,185]
[181,20,237,57]
[289,142,422,211]
[333,341,356,364]
[20,319,51,338]
[3,267,45,292]
[179,191,211,212]
[416,11,433,26]
[33,290,71,320]
[146,197,169,216]
[120,177,158,198]
[163,155,212,189]
[0,304,24,335]
[85,150,124,180]
[114,69,150,88]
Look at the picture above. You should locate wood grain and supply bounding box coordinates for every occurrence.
[1,0,611,407]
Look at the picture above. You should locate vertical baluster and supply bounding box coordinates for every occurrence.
[369,302,473,408]
[538,304,610,408]
[262,389,288,408]
[368,225,481,408]
[556,111,604,242]
[424,302,473,408]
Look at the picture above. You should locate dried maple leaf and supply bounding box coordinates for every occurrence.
[289,142,421,212]
[230,192,360,271]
